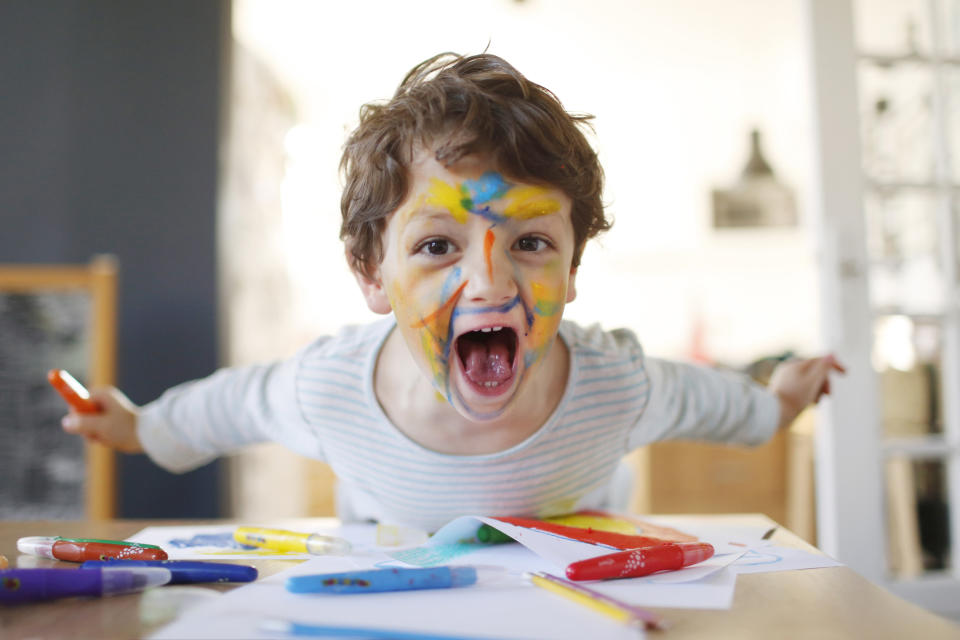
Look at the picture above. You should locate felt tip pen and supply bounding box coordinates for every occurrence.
[17,536,168,562]
[0,567,170,604]
[565,542,714,581]
[260,619,501,640]
[475,524,514,544]
[286,566,477,594]
[47,369,101,414]
[233,527,351,556]
[80,560,257,584]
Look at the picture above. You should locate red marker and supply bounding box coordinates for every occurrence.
[565,542,714,581]
[47,369,101,414]
[17,536,168,562]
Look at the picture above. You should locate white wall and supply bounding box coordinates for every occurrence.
[233,0,820,365]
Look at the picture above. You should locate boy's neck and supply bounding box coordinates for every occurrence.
[373,324,570,455]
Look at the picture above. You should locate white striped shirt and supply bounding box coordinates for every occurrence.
[138,318,779,531]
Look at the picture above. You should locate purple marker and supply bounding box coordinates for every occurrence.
[0,567,170,604]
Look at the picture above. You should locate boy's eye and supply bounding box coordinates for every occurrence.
[514,236,551,252]
[416,238,454,256]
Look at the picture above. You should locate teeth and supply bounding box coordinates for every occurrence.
[475,326,504,334]
[483,381,500,387]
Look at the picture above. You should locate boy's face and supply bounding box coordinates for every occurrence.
[360,147,578,421]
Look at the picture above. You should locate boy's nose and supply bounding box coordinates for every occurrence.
[462,231,516,305]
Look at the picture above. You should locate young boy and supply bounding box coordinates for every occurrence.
[63,52,843,532]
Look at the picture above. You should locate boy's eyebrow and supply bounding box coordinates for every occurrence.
[402,208,459,225]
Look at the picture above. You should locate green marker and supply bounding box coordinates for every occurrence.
[55,537,162,549]
[477,524,515,544]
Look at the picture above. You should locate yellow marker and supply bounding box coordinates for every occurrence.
[234,527,351,556]
[527,571,664,630]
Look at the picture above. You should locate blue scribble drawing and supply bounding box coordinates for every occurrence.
[737,549,783,566]
[168,531,256,550]
[390,543,481,567]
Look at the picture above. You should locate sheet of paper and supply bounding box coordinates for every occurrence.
[390,515,746,584]
[136,516,844,639]
[129,522,379,561]
[729,546,843,574]
[150,555,646,640]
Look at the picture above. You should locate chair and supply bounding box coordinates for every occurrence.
[0,255,118,519]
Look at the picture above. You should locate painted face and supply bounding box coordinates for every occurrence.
[375,149,578,421]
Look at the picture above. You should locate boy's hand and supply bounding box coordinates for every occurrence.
[767,354,846,430]
[61,387,143,453]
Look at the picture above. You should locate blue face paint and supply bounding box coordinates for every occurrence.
[463,171,510,206]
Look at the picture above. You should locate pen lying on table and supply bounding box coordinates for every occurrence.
[286,566,477,594]
[81,560,258,584]
[0,567,170,604]
[261,619,504,640]
[526,571,665,630]
[234,526,351,556]
[566,542,714,581]
[17,536,168,562]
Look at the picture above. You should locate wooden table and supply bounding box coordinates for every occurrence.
[1,516,957,639]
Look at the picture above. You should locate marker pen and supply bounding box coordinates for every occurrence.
[286,566,477,594]
[0,567,170,604]
[80,560,257,584]
[47,369,101,414]
[565,542,714,581]
[17,537,168,562]
[233,527,351,556]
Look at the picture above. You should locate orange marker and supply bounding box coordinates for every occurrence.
[47,369,101,414]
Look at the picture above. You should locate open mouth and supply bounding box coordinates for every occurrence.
[455,326,518,393]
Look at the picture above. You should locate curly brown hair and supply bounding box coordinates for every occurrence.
[340,52,610,279]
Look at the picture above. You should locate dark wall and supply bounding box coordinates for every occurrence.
[0,1,229,517]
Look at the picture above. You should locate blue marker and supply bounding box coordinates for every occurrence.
[285,566,476,594]
[80,560,257,584]
[261,619,500,640]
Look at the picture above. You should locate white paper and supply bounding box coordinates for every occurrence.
[150,556,646,640]
[129,522,378,561]
[729,546,843,574]
[138,516,843,639]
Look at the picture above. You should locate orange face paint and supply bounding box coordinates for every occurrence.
[483,228,495,281]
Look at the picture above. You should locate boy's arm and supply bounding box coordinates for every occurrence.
[767,354,846,430]
[630,358,782,449]
[62,355,307,473]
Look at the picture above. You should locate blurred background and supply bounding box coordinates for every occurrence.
[1,0,957,619]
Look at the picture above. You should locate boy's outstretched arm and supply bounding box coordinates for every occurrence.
[61,387,144,453]
[767,354,846,430]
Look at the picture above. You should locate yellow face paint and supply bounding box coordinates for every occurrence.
[503,185,562,219]
[425,178,470,224]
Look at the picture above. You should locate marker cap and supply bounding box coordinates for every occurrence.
[678,542,714,566]
[16,536,55,559]
[100,566,172,595]
[449,566,477,587]
[304,534,352,556]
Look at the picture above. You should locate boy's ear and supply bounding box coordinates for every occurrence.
[354,269,393,315]
[566,267,578,303]
[348,248,392,315]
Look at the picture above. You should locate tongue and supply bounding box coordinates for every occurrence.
[462,341,512,383]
